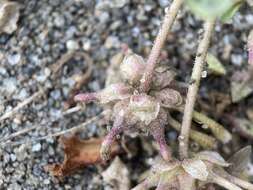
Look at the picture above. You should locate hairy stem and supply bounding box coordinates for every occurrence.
[179,20,215,159]
[171,106,232,143]
[211,173,242,190]
[228,175,253,190]
[139,0,183,93]
[167,115,217,149]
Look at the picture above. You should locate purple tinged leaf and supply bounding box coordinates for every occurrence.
[152,66,177,89]
[153,88,183,108]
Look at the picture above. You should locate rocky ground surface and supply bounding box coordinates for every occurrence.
[0,0,253,189]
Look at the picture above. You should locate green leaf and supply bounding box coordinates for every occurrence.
[186,0,245,21]
[221,1,244,22]
[206,53,226,75]
[186,0,233,20]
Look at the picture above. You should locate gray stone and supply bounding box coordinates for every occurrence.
[32,143,41,152]
[66,40,79,50]
[7,53,21,65]
[231,54,243,66]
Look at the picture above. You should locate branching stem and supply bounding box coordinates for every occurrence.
[139,0,183,93]
[179,20,215,159]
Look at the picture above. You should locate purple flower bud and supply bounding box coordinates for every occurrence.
[120,53,145,85]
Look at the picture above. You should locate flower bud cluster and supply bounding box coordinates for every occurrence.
[75,51,183,161]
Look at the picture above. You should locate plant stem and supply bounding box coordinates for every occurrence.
[139,0,183,93]
[179,20,215,159]
[167,115,217,149]
[171,106,232,143]
[211,173,242,190]
[228,175,253,190]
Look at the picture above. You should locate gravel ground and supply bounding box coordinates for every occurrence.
[0,0,252,189]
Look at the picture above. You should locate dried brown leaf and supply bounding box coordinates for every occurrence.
[45,136,121,177]
[227,146,252,176]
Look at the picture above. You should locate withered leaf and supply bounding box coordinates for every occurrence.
[231,81,253,103]
[195,151,230,167]
[46,136,121,177]
[102,157,130,190]
[227,146,252,176]
[231,70,253,103]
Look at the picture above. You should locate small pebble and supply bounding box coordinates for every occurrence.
[7,53,21,65]
[159,0,170,7]
[104,36,120,49]
[43,179,50,185]
[32,143,41,152]
[66,40,79,50]
[231,54,243,66]
[10,154,16,162]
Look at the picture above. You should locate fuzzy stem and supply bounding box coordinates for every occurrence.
[150,123,172,161]
[172,106,232,144]
[139,0,183,93]
[167,115,217,149]
[191,111,231,143]
[179,20,215,159]
[74,92,98,103]
[100,113,125,161]
[228,175,253,190]
[211,174,242,190]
